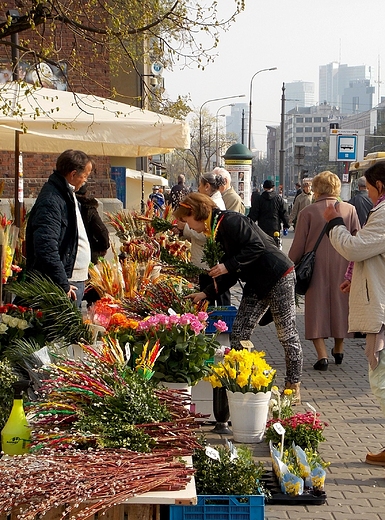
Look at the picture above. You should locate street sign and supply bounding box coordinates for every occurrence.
[337,135,357,161]
[329,128,365,162]
[151,62,164,76]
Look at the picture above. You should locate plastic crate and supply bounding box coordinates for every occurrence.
[169,495,264,520]
[205,306,237,334]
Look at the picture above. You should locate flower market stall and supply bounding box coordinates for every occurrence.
[0,203,331,519]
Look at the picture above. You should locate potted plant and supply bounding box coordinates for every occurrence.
[169,438,266,520]
[206,349,276,443]
[131,312,228,386]
[265,411,328,450]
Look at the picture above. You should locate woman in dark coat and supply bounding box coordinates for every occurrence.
[76,183,110,264]
[173,192,303,403]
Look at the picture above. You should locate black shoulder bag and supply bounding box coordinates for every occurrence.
[295,223,327,295]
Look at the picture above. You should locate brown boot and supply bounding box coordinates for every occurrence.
[285,382,301,405]
[365,449,385,466]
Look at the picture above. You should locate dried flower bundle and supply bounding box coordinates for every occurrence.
[105,210,147,242]
[121,276,202,317]
[0,449,195,520]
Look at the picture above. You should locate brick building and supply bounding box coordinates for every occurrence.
[0,1,129,199]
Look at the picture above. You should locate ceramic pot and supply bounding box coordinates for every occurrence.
[227,390,271,443]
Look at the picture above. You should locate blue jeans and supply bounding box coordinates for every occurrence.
[69,281,85,308]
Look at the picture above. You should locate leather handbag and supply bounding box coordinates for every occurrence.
[295,223,327,295]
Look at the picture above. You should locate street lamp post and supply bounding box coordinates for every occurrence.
[215,103,234,167]
[199,94,245,173]
[279,83,286,193]
[248,67,277,151]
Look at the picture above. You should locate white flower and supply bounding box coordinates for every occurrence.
[1,314,29,330]
[18,319,29,330]
[0,323,8,334]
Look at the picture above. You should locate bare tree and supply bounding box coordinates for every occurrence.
[0,0,244,113]
[170,109,238,185]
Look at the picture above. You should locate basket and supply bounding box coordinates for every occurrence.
[169,495,264,520]
[205,306,237,334]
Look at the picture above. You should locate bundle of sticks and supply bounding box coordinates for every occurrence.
[0,448,195,520]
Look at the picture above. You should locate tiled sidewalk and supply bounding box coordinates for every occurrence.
[204,309,385,519]
[202,233,385,519]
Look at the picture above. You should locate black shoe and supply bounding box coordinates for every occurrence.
[313,358,328,371]
[331,348,344,365]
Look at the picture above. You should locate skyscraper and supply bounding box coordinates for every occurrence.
[285,81,315,111]
[319,62,373,114]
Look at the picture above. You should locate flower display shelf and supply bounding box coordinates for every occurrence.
[205,306,237,334]
[262,471,327,506]
[169,494,264,520]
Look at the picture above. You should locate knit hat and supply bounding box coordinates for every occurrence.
[263,180,274,190]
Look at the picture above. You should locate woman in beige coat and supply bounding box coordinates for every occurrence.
[288,171,360,371]
[324,161,385,465]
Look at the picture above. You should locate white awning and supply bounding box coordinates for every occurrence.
[125,168,168,186]
[0,82,190,157]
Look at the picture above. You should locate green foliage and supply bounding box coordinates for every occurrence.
[160,247,204,280]
[77,374,170,451]
[8,272,93,345]
[193,438,266,496]
[0,359,18,430]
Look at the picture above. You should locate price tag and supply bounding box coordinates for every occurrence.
[273,422,285,459]
[306,402,317,425]
[225,439,238,460]
[205,446,220,461]
[124,343,131,362]
[168,308,177,316]
[273,422,285,436]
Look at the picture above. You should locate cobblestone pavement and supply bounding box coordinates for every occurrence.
[202,231,385,520]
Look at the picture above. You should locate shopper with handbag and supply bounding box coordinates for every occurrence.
[288,171,360,371]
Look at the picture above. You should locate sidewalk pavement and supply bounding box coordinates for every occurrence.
[202,230,385,519]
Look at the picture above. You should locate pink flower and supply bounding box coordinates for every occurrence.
[179,313,192,326]
[197,311,209,322]
[156,314,169,326]
[214,320,228,333]
[190,319,205,335]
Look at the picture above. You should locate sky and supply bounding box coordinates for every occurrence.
[163,0,385,151]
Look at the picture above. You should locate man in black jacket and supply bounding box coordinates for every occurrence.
[248,179,290,237]
[169,174,189,209]
[348,176,373,226]
[26,149,93,306]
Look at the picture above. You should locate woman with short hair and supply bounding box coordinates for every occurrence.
[288,171,360,371]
